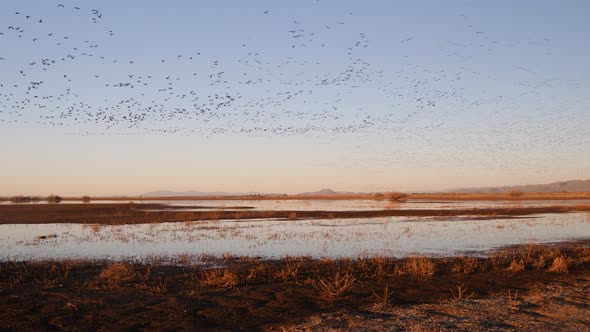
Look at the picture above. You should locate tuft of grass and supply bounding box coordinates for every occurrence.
[35,262,72,288]
[136,276,168,295]
[451,256,479,274]
[505,259,525,274]
[547,256,568,274]
[98,263,134,288]
[400,257,435,279]
[200,269,238,290]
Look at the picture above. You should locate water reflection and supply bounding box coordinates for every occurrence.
[1,212,588,261]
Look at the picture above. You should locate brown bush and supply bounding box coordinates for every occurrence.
[308,271,356,298]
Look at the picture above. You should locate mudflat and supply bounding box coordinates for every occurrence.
[1,202,590,224]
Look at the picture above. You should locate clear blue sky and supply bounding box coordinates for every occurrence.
[1,0,589,195]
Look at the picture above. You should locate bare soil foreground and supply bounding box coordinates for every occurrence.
[2,203,590,225]
[0,243,589,330]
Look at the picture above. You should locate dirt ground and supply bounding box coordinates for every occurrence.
[286,275,590,331]
[0,243,588,331]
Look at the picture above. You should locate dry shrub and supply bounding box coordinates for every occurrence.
[201,269,238,290]
[450,284,475,302]
[371,285,393,306]
[98,263,134,288]
[288,212,298,220]
[274,257,301,282]
[547,256,568,274]
[309,271,356,298]
[400,257,435,279]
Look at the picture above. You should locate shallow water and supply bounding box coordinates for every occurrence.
[87,198,590,211]
[1,212,589,262]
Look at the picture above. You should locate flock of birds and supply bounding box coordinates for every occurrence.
[0,0,585,156]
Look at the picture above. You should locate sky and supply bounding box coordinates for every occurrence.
[1,0,589,196]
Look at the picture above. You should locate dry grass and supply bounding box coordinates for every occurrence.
[98,263,134,288]
[547,256,568,274]
[450,283,475,302]
[399,256,436,279]
[34,262,72,288]
[309,271,356,298]
[200,269,238,290]
[135,276,168,294]
[274,257,301,282]
[371,285,392,306]
[507,289,520,309]
[505,259,526,274]
[451,256,480,274]
[487,243,575,275]
[356,255,391,279]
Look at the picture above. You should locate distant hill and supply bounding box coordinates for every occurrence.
[297,188,356,196]
[449,180,590,193]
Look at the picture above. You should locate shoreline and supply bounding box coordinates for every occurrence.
[1,203,590,225]
[3,192,590,203]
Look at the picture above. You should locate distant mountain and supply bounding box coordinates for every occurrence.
[141,190,243,197]
[297,188,356,196]
[449,180,590,193]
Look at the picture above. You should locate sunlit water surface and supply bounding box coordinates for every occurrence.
[1,211,589,262]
